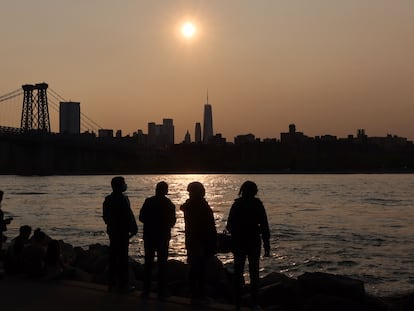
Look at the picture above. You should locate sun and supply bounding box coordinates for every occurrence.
[181,22,196,38]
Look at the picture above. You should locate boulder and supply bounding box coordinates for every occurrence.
[258,281,300,310]
[260,272,296,288]
[58,240,76,266]
[166,259,189,283]
[297,272,366,301]
[74,244,109,274]
[205,256,227,283]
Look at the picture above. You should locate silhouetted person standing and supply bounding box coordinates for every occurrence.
[139,181,176,298]
[180,182,217,304]
[227,181,270,310]
[103,176,138,292]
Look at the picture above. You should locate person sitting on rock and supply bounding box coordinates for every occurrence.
[22,228,49,278]
[5,225,32,274]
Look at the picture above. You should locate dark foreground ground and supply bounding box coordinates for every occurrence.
[0,277,239,311]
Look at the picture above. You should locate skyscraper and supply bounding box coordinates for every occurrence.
[147,119,175,145]
[162,118,174,145]
[59,101,80,134]
[195,122,201,143]
[203,92,213,143]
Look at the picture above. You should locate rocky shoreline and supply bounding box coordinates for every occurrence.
[15,240,406,311]
[1,238,413,310]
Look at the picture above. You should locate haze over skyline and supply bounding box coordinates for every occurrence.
[1,1,413,141]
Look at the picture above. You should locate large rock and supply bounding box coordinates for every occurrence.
[297,272,366,301]
[166,259,189,283]
[260,272,296,288]
[74,244,109,274]
[258,280,300,310]
[57,240,76,266]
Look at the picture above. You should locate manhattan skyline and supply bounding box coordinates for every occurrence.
[1,1,413,141]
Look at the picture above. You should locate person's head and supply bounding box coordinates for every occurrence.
[19,225,32,239]
[187,182,205,199]
[156,181,168,196]
[32,228,48,245]
[239,181,258,198]
[111,176,127,193]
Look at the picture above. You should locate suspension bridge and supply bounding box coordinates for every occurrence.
[0,83,102,135]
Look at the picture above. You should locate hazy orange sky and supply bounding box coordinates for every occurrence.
[1,1,413,141]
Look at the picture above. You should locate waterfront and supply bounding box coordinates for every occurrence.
[1,174,414,296]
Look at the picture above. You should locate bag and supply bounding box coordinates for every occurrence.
[216,230,232,253]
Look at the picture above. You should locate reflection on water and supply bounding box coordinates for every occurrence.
[1,174,414,296]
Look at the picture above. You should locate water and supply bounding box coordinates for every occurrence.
[1,174,414,296]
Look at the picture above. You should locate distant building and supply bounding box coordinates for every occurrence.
[162,118,174,145]
[146,118,175,145]
[280,124,308,144]
[235,134,256,144]
[98,129,113,138]
[184,130,191,144]
[148,122,158,145]
[134,129,147,144]
[195,122,202,143]
[115,130,122,138]
[203,94,213,143]
[357,129,368,140]
[318,135,337,142]
[210,133,226,144]
[263,138,277,143]
[59,101,80,134]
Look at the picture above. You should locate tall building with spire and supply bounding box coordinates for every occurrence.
[203,91,213,143]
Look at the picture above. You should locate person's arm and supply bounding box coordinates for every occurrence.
[138,199,148,223]
[258,201,271,257]
[226,201,236,234]
[126,197,138,237]
[169,201,177,228]
[102,197,110,224]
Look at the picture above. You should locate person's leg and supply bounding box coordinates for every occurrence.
[118,238,130,289]
[247,246,261,307]
[156,240,169,296]
[108,237,117,289]
[233,252,247,308]
[143,240,155,295]
[188,252,202,299]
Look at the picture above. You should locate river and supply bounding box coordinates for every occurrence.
[1,174,414,296]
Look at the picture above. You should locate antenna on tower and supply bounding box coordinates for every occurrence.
[206,88,209,104]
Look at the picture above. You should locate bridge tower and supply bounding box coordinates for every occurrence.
[21,83,51,132]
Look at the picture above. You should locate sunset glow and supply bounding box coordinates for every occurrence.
[181,22,196,38]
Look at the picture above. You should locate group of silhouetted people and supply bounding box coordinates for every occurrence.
[1,190,73,280]
[102,177,270,309]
